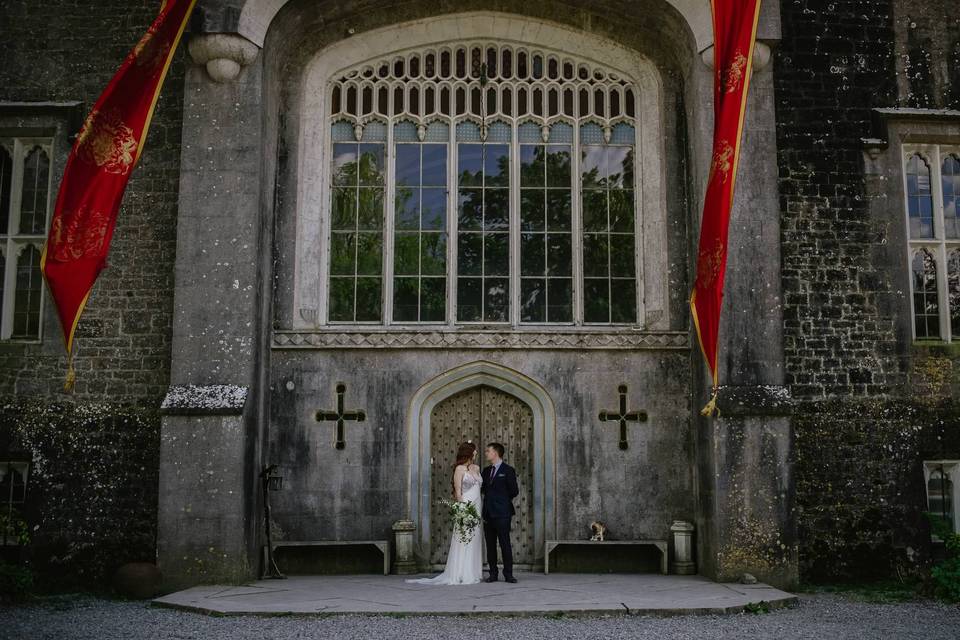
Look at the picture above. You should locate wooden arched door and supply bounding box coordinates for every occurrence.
[429,385,535,567]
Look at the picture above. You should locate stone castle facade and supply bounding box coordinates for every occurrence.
[0,0,958,590]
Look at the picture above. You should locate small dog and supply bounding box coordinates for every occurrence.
[589,521,607,541]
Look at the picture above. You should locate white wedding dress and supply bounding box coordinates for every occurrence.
[406,469,483,585]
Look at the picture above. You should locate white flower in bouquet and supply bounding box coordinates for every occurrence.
[442,499,481,544]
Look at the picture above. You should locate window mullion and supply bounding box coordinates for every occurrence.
[1,139,26,340]
[939,243,951,341]
[509,120,520,327]
[319,124,332,326]
[34,142,54,343]
[384,122,396,325]
[934,146,952,341]
[447,122,457,327]
[904,150,919,341]
[572,127,584,325]
[633,118,645,327]
[933,146,946,241]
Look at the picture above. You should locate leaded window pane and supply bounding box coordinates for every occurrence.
[18,147,49,235]
[13,245,42,339]
[393,143,449,322]
[907,154,934,239]
[912,248,940,339]
[457,142,510,323]
[328,141,385,322]
[950,250,960,337]
[520,143,572,323]
[943,155,960,239]
[581,141,637,324]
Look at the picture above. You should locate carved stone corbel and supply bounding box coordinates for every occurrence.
[188,33,260,83]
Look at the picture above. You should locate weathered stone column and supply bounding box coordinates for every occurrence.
[392,520,418,575]
[689,3,797,590]
[670,520,696,575]
[156,32,264,589]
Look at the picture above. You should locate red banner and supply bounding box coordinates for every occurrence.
[42,0,197,389]
[690,0,763,415]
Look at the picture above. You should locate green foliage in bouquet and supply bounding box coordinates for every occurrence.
[443,500,481,544]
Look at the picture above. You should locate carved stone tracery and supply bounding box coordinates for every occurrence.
[272,329,689,349]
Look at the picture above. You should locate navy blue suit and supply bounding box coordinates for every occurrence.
[481,461,519,579]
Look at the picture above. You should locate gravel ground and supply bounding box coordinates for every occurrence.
[0,594,958,640]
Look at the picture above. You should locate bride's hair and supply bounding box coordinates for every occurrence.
[454,442,477,468]
[452,442,477,497]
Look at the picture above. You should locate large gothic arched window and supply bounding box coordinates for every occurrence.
[322,42,642,327]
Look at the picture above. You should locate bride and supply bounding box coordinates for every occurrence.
[407,442,483,585]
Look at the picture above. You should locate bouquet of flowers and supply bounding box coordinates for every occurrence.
[442,499,481,544]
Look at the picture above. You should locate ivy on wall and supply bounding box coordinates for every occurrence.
[0,399,160,590]
[795,399,960,581]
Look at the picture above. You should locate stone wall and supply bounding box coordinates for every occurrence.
[893,0,960,109]
[0,0,184,402]
[776,0,960,580]
[0,1,184,588]
[0,400,161,589]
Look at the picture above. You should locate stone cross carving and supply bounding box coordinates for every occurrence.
[599,384,648,450]
[315,383,366,450]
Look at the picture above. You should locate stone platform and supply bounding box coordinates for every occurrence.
[153,573,797,616]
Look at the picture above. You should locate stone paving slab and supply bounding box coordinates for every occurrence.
[154,573,797,616]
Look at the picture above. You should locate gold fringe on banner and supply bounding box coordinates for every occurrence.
[700,387,720,418]
[64,351,76,392]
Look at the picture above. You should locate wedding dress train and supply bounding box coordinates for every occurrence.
[406,470,483,585]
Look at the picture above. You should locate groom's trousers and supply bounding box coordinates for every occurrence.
[484,517,514,578]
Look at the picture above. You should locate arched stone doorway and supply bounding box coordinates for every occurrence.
[428,385,535,566]
[408,361,556,570]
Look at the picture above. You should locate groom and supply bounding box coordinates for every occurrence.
[481,442,519,583]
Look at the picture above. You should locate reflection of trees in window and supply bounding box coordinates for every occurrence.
[520,143,572,323]
[943,154,960,239]
[912,248,940,339]
[582,144,636,323]
[949,249,960,337]
[907,154,934,239]
[329,143,385,322]
[19,146,49,235]
[457,143,510,322]
[325,42,644,327]
[14,245,42,338]
[394,143,448,322]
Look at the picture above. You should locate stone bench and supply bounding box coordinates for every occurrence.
[544,540,668,575]
[263,540,390,576]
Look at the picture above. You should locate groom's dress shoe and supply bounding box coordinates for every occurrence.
[485,576,498,583]
[505,576,518,583]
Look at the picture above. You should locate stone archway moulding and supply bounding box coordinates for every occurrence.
[406,361,558,565]
[237,0,715,51]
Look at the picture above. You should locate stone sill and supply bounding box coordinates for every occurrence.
[272,329,690,350]
[711,385,793,417]
[160,384,248,416]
